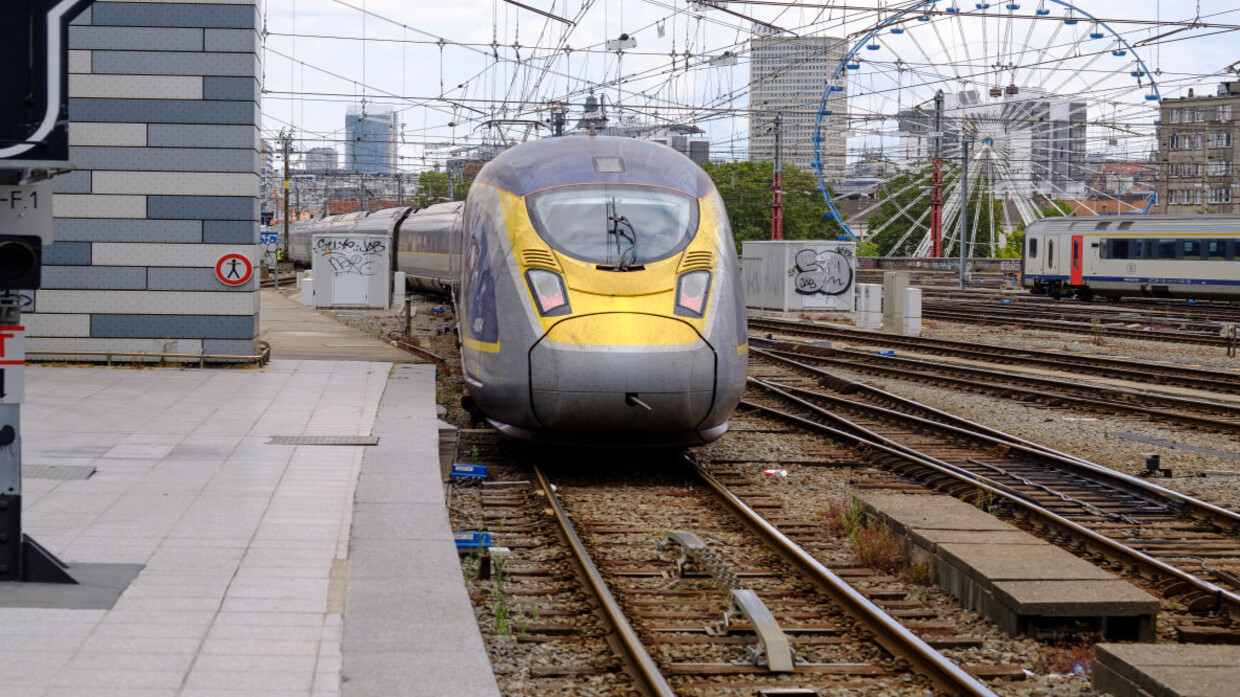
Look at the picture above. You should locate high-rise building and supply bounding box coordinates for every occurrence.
[748,35,847,179]
[260,138,276,177]
[897,88,1088,198]
[304,147,339,173]
[1156,82,1240,214]
[345,107,398,174]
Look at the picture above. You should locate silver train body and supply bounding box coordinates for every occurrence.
[1021,215,1240,301]
[287,203,461,294]
[286,136,748,447]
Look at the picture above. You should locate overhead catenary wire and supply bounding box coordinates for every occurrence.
[261,0,1238,215]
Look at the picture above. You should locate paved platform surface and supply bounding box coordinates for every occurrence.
[259,289,415,363]
[1095,644,1240,697]
[861,493,1159,641]
[1,304,499,695]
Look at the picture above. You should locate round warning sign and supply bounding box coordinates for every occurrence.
[215,253,253,286]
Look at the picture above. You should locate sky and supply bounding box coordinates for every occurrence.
[259,0,1240,173]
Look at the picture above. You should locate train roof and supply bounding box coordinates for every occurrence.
[472,135,715,199]
[1026,214,1240,234]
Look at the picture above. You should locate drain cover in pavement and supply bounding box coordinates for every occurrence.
[25,465,97,481]
[267,435,380,446]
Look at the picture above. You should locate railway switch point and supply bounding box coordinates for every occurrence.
[861,493,1160,641]
[1094,644,1240,697]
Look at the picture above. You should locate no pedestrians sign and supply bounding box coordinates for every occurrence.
[215,253,253,287]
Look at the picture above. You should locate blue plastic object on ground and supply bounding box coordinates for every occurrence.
[452,463,488,478]
[454,531,492,549]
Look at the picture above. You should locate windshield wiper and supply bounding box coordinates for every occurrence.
[606,198,639,271]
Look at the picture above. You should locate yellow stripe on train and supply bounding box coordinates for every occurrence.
[543,313,701,347]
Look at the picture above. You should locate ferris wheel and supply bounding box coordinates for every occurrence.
[813,0,1161,258]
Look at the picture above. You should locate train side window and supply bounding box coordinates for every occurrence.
[1158,240,1178,259]
[1182,240,1202,259]
[1207,239,1229,260]
[1028,237,1038,258]
[1047,239,1054,268]
[1109,239,1130,259]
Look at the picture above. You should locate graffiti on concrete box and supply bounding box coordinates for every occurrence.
[313,236,387,276]
[790,248,854,296]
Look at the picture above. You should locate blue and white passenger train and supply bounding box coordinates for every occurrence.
[1022,215,1240,301]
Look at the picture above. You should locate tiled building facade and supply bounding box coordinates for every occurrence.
[748,35,847,179]
[37,0,261,358]
[1156,83,1240,215]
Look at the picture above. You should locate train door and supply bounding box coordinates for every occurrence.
[1070,235,1084,285]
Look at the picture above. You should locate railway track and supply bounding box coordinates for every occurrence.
[856,272,1240,325]
[919,290,1240,327]
[536,460,997,697]
[453,432,1003,696]
[920,303,1234,347]
[747,349,1240,640]
[748,317,1240,396]
[748,336,1240,436]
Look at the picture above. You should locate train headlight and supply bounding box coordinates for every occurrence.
[674,270,712,318]
[525,268,571,316]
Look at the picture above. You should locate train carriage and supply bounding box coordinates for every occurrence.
[1022,215,1240,301]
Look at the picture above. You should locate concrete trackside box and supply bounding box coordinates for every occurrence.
[741,240,857,312]
[310,233,391,308]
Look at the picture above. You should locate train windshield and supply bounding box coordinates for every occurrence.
[526,184,698,266]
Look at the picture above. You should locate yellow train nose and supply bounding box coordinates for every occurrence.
[529,314,717,434]
[540,311,702,347]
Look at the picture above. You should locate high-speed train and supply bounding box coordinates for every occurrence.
[286,135,748,447]
[1022,215,1240,301]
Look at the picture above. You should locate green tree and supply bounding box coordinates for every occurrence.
[414,170,470,207]
[863,168,930,257]
[944,173,1007,259]
[865,166,1008,258]
[998,229,1023,258]
[701,161,847,251]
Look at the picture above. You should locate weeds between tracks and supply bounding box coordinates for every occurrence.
[821,498,934,585]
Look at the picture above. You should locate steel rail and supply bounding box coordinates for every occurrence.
[923,301,1229,334]
[913,290,1240,321]
[531,465,676,697]
[748,344,1240,528]
[747,318,1240,394]
[754,343,1240,434]
[749,375,1163,525]
[687,457,998,697]
[750,346,1240,533]
[921,308,1232,346]
[749,376,1151,527]
[802,343,1240,422]
[752,344,1108,466]
[739,389,1240,622]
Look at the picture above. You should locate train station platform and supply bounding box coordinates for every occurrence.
[1095,644,1240,697]
[860,493,1160,642]
[259,288,417,363]
[0,297,500,696]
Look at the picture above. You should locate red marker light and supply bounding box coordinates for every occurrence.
[526,269,570,315]
[675,270,712,317]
